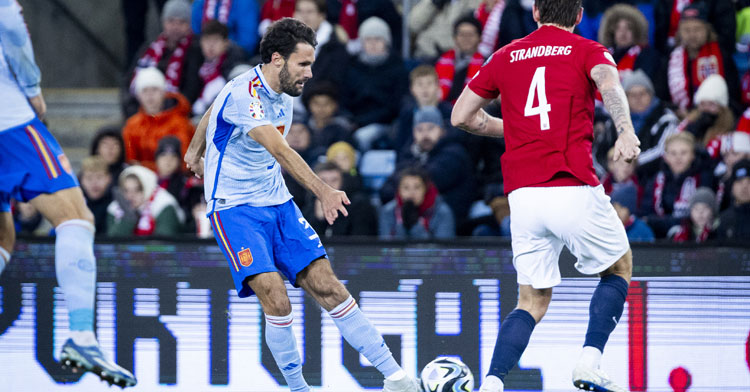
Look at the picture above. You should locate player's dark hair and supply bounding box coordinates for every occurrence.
[453,14,482,37]
[260,17,317,64]
[535,0,582,28]
[201,20,229,39]
[397,166,432,188]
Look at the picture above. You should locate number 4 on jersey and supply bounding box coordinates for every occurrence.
[525,66,551,131]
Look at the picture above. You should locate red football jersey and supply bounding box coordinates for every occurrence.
[468,25,616,194]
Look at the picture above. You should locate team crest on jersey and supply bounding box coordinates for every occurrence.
[249,100,265,120]
[57,154,73,174]
[238,248,253,267]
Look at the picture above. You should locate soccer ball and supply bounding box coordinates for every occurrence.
[419,357,474,392]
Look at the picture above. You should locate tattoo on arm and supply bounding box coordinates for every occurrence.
[477,110,489,133]
[591,65,633,136]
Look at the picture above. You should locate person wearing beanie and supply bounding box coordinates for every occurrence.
[610,184,654,242]
[717,159,750,240]
[123,67,195,171]
[154,136,188,203]
[600,70,679,180]
[124,0,204,118]
[679,74,735,146]
[191,0,260,57]
[597,4,660,78]
[343,16,408,151]
[662,2,740,114]
[654,0,736,56]
[668,186,717,243]
[408,0,482,61]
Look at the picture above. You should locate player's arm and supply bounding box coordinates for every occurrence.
[451,86,504,138]
[184,103,213,178]
[249,126,350,225]
[0,1,44,117]
[591,63,641,162]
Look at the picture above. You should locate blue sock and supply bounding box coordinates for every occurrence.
[584,274,629,351]
[265,313,310,392]
[55,220,96,332]
[488,309,536,381]
[329,296,401,378]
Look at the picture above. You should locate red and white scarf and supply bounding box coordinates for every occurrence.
[435,49,484,102]
[667,41,724,110]
[668,0,693,47]
[136,34,192,92]
[475,0,505,58]
[199,53,226,87]
[394,183,438,233]
[134,189,159,236]
[616,45,641,76]
[202,0,232,26]
[671,221,711,243]
[653,171,699,217]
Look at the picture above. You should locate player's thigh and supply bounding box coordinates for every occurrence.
[296,257,350,311]
[0,194,15,252]
[550,186,630,276]
[247,272,293,316]
[30,187,93,227]
[509,188,565,289]
[272,200,328,288]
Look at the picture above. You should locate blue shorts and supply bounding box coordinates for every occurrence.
[208,199,327,297]
[0,118,79,207]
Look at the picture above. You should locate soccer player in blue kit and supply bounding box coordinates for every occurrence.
[184,18,418,392]
[0,0,136,387]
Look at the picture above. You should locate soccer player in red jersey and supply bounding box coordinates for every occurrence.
[452,1,641,391]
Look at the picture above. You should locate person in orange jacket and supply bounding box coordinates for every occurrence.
[123,67,194,171]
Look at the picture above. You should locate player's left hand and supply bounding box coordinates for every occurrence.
[186,157,204,178]
[613,131,641,163]
[319,187,351,225]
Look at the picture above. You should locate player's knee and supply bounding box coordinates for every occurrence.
[603,249,632,283]
[261,293,293,316]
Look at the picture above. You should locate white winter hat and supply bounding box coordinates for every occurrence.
[358,17,391,47]
[694,74,728,107]
[134,67,166,94]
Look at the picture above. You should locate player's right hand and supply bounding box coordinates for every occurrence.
[319,187,350,225]
[185,156,204,178]
[613,131,641,163]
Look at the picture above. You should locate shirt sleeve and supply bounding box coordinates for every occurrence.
[0,0,41,97]
[582,39,617,76]
[467,52,501,100]
[230,82,274,133]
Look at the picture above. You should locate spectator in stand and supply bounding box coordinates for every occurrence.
[258,0,296,36]
[90,126,128,180]
[717,159,750,240]
[193,20,247,117]
[393,65,454,153]
[654,0,736,56]
[342,17,408,151]
[326,141,362,194]
[12,201,53,236]
[154,136,187,203]
[640,132,714,238]
[79,156,114,234]
[661,4,740,116]
[379,167,455,239]
[380,106,475,227]
[302,162,377,237]
[191,0,260,57]
[668,186,717,243]
[122,0,167,67]
[597,4,661,79]
[599,70,679,180]
[183,179,212,238]
[711,132,750,211]
[436,15,485,104]
[408,0,481,61]
[678,74,735,146]
[107,165,184,237]
[286,121,320,165]
[326,0,403,55]
[610,183,654,242]
[602,147,643,210]
[302,81,355,152]
[295,0,349,91]
[495,0,535,49]
[474,0,506,58]
[471,191,511,237]
[123,67,194,171]
[125,0,203,117]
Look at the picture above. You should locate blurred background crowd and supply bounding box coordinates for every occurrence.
[13,0,750,243]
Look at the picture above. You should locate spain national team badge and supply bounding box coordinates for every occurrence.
[249,100,264,120]
[238,248,253,267]
[57,154,73,174]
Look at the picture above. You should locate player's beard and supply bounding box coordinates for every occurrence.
[279,62,304,97]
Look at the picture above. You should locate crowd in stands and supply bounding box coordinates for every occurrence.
[12,0,750,243]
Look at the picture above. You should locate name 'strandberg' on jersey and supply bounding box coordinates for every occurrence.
[510,45,573,63]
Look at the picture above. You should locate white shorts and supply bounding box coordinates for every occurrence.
[508,185,630,289]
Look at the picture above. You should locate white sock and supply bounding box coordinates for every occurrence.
[579,346,603,369]
[55,220,96,332]
[482,375,504,391]
[0,246,9,277]
[70,330,98,347]
[386,369,406,381]
[264,313,310,392]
